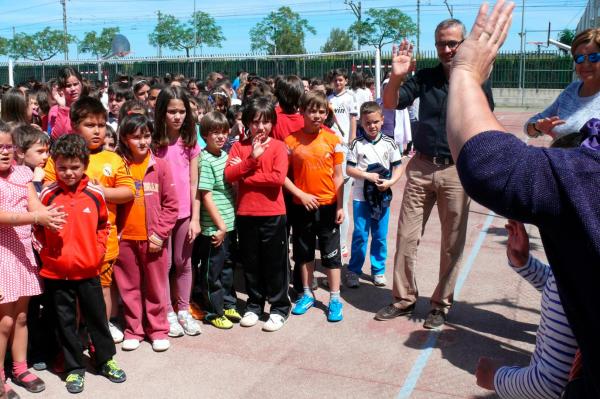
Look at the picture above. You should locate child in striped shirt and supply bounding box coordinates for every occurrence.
[194,111,239,330]
[476,220,576,399]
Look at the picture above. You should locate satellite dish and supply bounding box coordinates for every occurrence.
[110,34,131,58]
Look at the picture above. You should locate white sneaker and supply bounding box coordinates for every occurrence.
[240,311,259,327]
[108,321,124,343]
[177,310,202,336]
[373,274,387,286]
[121,339,140,351]
[152,339,170,352]
[167,311,184,338]
[262,314,286,332]
[346,271,360,288]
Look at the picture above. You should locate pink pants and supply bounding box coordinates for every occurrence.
[165,218,193,313]
[114,240,169,341]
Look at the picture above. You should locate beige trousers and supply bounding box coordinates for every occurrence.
[392,154,470,310]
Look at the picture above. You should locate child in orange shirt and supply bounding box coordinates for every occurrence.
[284,91,345,322]
[114,114,179,352]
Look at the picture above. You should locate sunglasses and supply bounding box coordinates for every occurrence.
[574,52,600,64]
[435,40,464,49]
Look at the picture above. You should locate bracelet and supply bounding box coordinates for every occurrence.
[531,122,543,136]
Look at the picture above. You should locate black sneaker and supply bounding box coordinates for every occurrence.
[374,303,415,321]
[65,373,85,394]
[423,309,447,329]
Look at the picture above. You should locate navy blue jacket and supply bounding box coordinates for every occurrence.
[456,131,600,397]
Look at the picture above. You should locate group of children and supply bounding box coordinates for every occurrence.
[0,66,405,397]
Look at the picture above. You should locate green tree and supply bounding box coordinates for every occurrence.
[149,12,224,57]
[349,9,417,50]
[249,6,316,55]
[78,27,120,59]
[192,11,225,54]
[10,27,73,61]
[0,37,9,55]
[321,28,355,53]
[557,29,576,47]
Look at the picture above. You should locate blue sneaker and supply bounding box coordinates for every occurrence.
[292,294,315,315]
[327,300,343,322]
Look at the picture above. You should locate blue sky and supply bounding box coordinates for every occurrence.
[0,0,586,60]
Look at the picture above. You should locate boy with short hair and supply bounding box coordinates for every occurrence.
[328,68,358,258]
[36,134,126,394]
[44,97,135,343]
[345,102,403,288]
[284,91,345,322]
[193,111,239,330]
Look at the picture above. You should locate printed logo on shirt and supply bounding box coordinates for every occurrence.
[83,207,91,214]
[334,105,347,115]
[143,182,159,193]
[103,164,113,177]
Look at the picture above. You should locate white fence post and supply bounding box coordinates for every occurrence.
[375,48,382,99]
[8,59,14,87]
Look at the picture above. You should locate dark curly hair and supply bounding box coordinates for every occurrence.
[51,134,90,165]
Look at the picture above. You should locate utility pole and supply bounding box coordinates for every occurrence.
[12,26,15,39]
[193,0,197,77]
[443,0,454,18]
[345,0,362,50]
[416,0,420,56]
[271,26,277,55]
[518,0,526,105]
[193,0,197,58]
[60,0,69,60]
[157,10,162,57]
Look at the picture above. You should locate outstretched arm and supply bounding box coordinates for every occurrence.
[447,0,515,159]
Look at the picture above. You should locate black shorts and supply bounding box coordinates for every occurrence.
[290,203,342,269]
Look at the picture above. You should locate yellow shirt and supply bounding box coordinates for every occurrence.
[45,150,135,261]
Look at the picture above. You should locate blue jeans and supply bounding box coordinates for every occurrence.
[348,200,390,276]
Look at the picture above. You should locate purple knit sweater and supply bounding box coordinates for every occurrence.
[456,131,600,398]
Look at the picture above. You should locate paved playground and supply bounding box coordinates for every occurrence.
[12,108,553,399]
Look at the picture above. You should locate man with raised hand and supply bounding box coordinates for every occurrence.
[375,17,494,329]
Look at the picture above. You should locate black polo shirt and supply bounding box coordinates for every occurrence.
[396,63,494,159]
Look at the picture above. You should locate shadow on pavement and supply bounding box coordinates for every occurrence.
[339,273,394,314]
[404,321,532,376]
[446,300,538,343]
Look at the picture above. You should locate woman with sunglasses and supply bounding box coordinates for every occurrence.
[525,28,600,139]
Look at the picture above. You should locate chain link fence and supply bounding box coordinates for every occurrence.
[0,50,574,89]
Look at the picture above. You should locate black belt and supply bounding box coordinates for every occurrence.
[417,152,454,166]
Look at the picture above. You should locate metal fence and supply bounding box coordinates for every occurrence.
[0,50,575,89]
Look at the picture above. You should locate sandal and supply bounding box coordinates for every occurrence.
[5,387,20,399]
[13,371,45,393]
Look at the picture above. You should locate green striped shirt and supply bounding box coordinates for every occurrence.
[198,150,235,236]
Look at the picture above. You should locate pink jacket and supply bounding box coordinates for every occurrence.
[50,105,72,140]
[118,154,179,246]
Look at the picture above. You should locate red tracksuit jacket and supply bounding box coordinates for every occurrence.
[35,175,109,280]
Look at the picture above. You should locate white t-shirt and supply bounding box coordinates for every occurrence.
[347,133,402,201]
[328,90,357,145]
[352,88,372,111]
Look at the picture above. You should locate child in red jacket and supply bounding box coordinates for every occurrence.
[35,134,127,394]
